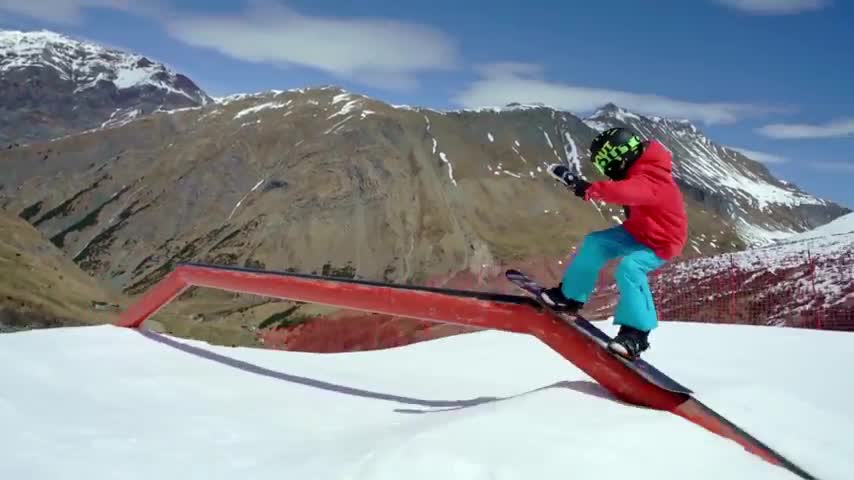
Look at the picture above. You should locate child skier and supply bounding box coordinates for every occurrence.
[544,127,688,359]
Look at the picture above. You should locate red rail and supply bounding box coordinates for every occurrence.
[116,263,814,479]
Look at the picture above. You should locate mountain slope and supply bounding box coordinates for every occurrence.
[1,85,845,346]
[1,323,851,479]
[585,104,848,244]
[0,88,740,289]
[0,210,121,332]
[0,29,211,144]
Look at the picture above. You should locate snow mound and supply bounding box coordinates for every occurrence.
[1,323,851,479]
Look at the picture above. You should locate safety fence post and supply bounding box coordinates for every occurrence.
[729,254,736,322]
[806,249,822,330]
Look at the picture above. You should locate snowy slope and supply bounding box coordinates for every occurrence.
[655,213,854,327]
[1,323,852,479]
[789,212,854,240]
[0,29,210,104]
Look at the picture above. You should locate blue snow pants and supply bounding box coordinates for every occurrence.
[561,226,666,332]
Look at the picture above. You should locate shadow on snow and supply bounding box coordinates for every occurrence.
[137,328,625,414]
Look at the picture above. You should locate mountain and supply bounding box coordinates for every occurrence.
[0,29,211,145]
[0,87,745,344]
[0,209,121,332]
[585,103,848,244]
[1,85,848,346]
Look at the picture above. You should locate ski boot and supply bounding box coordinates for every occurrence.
[607,325,650,360]
[539,283,584,314]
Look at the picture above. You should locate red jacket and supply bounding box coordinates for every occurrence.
[584,140,688,260]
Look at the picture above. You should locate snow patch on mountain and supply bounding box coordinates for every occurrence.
[100,108,141,129]
[439,152,457,185]
[563,131,582,175]
[234,101,290,120]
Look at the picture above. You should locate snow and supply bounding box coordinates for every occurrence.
[332,93,353,104]
[234,102,289,120]
[0,324,851,479]
[670,220,854,313]
[735,218,797,246]
[584,119,610,132]
[789,213,854,241]
[563,131,582,176]
[543,130,554,149]
[157,106,203,115]
[112,65,150,90]
[324,115,354,135]
[439,152,457,185]
[216,93,252,105]
[511,146,528,163]
[227,179,265,220]
[328,97,362,119]
[100,108,141,129]
[460,103,554,114]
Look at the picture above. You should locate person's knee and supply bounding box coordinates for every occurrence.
[615,257,643,283]
[579,230,608,255]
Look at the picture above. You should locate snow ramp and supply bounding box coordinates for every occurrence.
[117,262,819,479]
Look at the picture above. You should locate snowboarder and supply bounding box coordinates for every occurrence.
[543,127,688,359]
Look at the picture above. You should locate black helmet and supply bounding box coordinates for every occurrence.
[590,127,644,179]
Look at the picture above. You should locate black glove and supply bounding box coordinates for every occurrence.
[548,164,591,198]
[571,178,591,198]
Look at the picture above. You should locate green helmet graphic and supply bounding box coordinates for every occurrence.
[590,127,644,179]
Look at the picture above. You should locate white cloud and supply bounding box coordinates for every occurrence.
[163,1,458,91]
[0,0,139,25]
[810,161,854,173]
[757,118,854,139]
[455,63,775,125]
[729,147,789,164]
[713,0,831,15]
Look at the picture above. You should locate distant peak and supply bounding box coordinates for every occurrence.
[0,28,211,105]
[600,102,621,112]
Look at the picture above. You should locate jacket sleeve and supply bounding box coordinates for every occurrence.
[584,171,662,206]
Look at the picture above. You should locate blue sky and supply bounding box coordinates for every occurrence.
[1,0,852,207]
